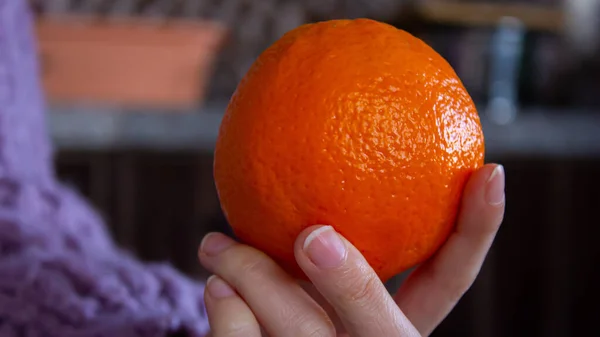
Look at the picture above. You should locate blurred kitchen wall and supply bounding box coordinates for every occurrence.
[30,0,600,336]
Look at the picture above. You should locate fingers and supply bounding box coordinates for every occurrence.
[204,275,262,337]
[394,163,506,336]
[295,225,421,337]
[199,233,336,337]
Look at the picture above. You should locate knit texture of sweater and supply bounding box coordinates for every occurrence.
[0,1,210,336]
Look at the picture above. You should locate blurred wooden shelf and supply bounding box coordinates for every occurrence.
[48,102,227,151]
[480,110,600,158]
[417,1,564,32]
[47,103,600,157]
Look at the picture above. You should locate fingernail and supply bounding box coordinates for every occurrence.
[207,275,235,298]
[303,225,347,269]
[485,165,505,206]
[200,232,235,256]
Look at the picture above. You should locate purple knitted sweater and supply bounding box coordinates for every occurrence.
[0,1,210,336]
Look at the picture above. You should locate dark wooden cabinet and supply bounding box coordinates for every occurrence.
[56,152,600,337]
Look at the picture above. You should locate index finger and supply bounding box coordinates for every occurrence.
[394,163,505,336]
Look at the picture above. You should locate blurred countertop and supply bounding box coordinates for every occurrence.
[48,103,600,157]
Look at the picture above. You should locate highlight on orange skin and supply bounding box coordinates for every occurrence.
[214,19,484,282]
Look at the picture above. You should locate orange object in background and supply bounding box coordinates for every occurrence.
[214,19,485,282]
[36,17,227,109]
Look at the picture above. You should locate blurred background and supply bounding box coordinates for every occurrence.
[28,0,599,336]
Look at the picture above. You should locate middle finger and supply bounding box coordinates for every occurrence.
[199,232,336,337]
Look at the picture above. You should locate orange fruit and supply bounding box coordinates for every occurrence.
[214,18,484,282]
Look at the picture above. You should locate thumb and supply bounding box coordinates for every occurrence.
[295,225,420,337]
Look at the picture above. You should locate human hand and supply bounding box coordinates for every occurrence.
[199,163,505,336]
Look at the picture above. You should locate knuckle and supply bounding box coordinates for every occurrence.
[340,272,381,307]
[215,245,278,289]
[291,313,336,337]
[222,320,257,337]
[237,251,275,278]
[304,325,337,337]
[230,247,280,287]
[278,295,336,337]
